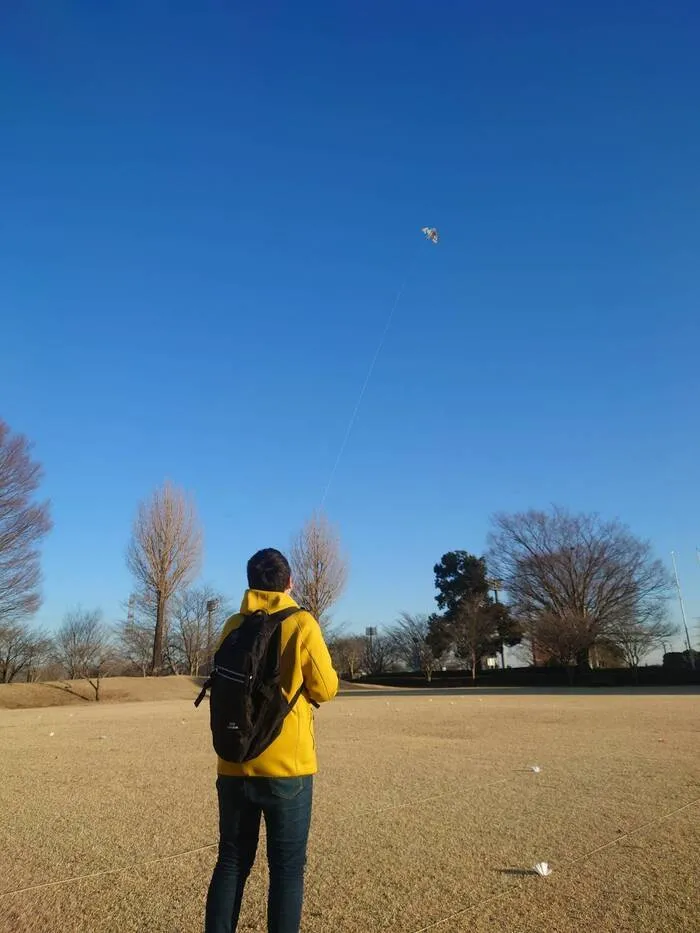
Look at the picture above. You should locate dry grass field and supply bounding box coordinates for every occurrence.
[1,686,698,933]
[0,676,205,710]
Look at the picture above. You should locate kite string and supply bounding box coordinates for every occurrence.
[0,842,218,898]
[407,794,700,933]
[2,766,696,904]
[319,281,406,509]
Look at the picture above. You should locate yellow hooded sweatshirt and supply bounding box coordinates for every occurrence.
[216,589,339,778]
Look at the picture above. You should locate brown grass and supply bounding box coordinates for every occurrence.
[0,690,698,932]
[0,676,380,710]
[0,676,203,710]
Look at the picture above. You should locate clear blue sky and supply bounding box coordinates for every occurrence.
[2,2,699,645]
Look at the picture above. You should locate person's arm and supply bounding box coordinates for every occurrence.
[300,615,339,704]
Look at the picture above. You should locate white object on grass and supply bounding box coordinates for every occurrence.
[49,732,55,737]
[533,862,552,877]
[529,765,542,774]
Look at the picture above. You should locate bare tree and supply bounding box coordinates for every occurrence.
[290,513,347,633]
[329,634,365,680]
[363,631,392,674]
[0,420,52,630]
[115,592,155,676]
[386,613,439,681]
[610,615,677,669]
[443,596,500,682]
[590,639,627,669]
[21,630,54,682]
[169,586,228,676]
[0,621,52,683]
[488,508,671,669]
[118,585,186,676]
[55,608,113,700]
[529,610,593,669]
[0,622,32,683]
[126,482,202,674]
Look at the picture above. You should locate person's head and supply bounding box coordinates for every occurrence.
[246,548,292,593]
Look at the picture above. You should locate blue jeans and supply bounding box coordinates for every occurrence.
[205,775,313,933]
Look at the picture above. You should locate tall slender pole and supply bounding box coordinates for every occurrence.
[671,551,695,670]
[489,579,506,670]
[365,627,375,657]
[206,599,219,675]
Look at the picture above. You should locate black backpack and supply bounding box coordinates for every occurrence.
[194,607,307,763]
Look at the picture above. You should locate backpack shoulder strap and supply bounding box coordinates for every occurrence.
[268,606,302,625]
[269,608,322,709]
[194,678,211,708]
[193,606,303,709]
[288,683,305,710]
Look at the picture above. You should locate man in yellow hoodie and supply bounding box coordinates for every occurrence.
[205,548,339,933]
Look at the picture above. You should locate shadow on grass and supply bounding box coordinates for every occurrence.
[42,682,92,702]
[497,868,538,877]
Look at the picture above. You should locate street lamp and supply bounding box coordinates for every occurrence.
[486,578,506,670]
[206,599,220,673]
[671,552,695,671]
[365,627,377,671]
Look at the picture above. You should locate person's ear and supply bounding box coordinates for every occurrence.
[286,577,293,595]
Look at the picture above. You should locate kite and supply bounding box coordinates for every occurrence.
[320,224,441,506]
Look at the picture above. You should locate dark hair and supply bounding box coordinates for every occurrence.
[247,548,292,593]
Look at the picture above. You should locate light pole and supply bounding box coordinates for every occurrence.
[206,598,220,674]
[487,577,506,670]
[671,552,695,671]
[365,626,377,671]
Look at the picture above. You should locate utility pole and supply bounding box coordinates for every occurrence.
[365,627,377,670]
[206,598,219,674]
[671,551,695,670]
[487,577,506,669]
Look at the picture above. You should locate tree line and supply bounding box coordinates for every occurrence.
[330,510,679,680]
[0,415,690,696]
[0,417,348,693]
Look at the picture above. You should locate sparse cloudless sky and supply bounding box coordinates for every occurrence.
[2,1,699,642]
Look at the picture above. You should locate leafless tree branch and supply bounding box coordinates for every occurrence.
[0,420,52,628]
[329,634,365,680]
[169,586,228,676]
[125,482,202,674]
[290,513,347,634]
[487,507,672,667]
[54,607,113,700]
[0,620,52,683]
[386,612,439,681]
